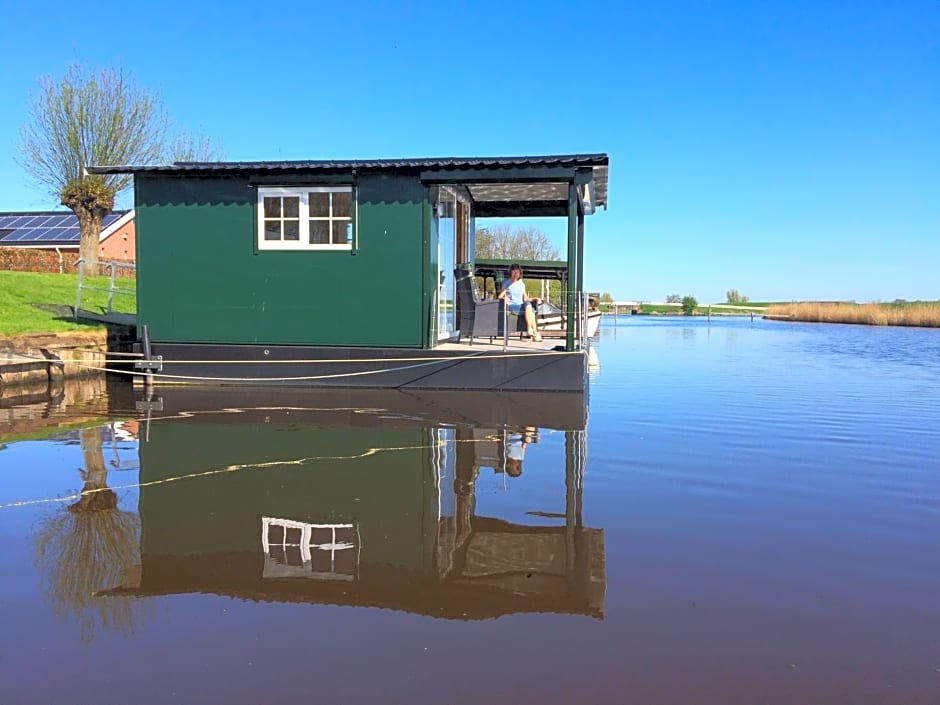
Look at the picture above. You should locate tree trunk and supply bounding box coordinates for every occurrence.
[76,209,104,277]
[61,176,113,278]
[70,426,117,512]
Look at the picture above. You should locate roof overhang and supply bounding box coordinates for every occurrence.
[87,154,609,217]
[474,258,571,281]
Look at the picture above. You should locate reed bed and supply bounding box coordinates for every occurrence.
[764,302,940,327]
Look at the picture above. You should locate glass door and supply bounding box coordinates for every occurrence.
[436,188,457,340]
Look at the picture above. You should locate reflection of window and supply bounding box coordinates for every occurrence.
[257,186,353,251]
[261,517,358,581]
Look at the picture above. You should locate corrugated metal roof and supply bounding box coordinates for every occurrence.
[89,153,607,174]
[88,153,610,208]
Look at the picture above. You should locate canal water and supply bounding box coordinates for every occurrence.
[1,317,938,704]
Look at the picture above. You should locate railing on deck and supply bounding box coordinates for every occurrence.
[73,258,136,320]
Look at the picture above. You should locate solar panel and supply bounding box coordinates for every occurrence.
[36,228,77,242]
[0,211,127,246]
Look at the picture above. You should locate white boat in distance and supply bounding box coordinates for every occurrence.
[537,301,602,338]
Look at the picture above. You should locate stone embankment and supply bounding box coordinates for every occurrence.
[0,329,134,402]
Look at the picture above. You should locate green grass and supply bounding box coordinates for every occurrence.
[0,270,136,337]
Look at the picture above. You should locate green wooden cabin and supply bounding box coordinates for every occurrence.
[90,154,609,354]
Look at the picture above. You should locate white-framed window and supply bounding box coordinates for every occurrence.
[257,186,353,251]
[261,516,359,581]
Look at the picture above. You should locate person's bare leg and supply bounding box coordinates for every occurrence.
[525,305,541,341]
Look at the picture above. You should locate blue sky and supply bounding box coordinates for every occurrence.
[0,0,937,303]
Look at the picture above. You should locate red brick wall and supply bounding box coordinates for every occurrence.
[98,218,136,262]
[0,247,77,273]
[0,247,134,277]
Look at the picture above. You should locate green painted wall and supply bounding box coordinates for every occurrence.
[135,172,429,347]
[138,421,440,569]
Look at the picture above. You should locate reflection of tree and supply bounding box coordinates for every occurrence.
[33,427,143,643]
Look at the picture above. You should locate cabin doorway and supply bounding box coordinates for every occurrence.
[433,187,472,341]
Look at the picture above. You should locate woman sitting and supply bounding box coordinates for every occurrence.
[498,263,542,342]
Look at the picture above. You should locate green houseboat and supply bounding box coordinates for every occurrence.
[88,154,609,392]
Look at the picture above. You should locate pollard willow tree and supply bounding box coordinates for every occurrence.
[19,65,166,269]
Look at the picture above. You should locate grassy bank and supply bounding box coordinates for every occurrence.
[764,301,940,327]
[0,270,136,337]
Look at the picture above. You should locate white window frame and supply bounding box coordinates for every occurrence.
[257,185,353,251]
[261,516,359,581]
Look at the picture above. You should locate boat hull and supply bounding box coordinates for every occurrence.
[537,311,602,338]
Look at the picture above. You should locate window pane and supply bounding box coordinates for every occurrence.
[309,220,329,244]
[334,526,355,545]
[282,197,299,218]
[263,220,281,241]
[284,220,300,241]
[311,548,332,573]
[309,192,330,217]
[311,527,332,545]
[332,191,351,218]
[263,197,281,217]
[286,545,303,566]
[268,524,285,544]
[332,220,350,245]
[334,547,357,576]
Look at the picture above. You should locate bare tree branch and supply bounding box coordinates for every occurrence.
[18,65,167,268]
[475,225,561,261]
[166,129,224,163]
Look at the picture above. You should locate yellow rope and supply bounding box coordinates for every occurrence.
[4,351,573,364]
[2,347,579,384]
[0,431,548,512]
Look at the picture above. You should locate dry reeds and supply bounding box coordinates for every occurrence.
[764,302,940,327]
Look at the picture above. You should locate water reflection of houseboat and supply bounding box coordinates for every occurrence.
[103,389,604,619]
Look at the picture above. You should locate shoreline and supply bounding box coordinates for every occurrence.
[0,329,134,399]
[763,302,940,328]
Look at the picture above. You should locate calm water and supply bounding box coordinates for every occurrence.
[1,316,939,704]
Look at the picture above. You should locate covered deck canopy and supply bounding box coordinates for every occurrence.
[474,258,569,281]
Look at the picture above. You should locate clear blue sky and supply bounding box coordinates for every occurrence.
[1,0,937,303]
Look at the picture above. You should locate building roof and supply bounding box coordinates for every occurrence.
[474,258,572,281]
[87,153,610,212]
[0,210,131,247]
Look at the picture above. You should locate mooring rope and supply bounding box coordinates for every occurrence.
[1,349,572,364]
[0,346,575,384]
